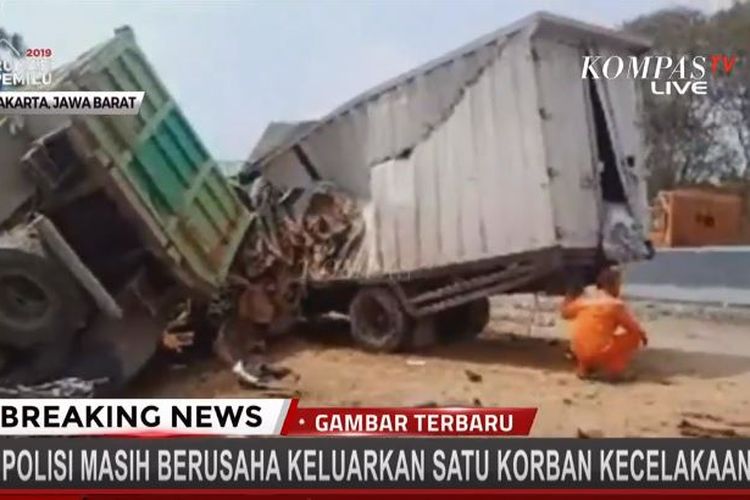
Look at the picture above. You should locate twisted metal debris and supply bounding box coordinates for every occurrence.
[159,178,366,387]
[0,377,109,398]
[231,178,365,326]
[242,179,364,279]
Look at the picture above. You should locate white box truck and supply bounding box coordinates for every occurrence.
[247,12,654,352]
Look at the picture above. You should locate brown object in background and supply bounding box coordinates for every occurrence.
[650,189,750,248]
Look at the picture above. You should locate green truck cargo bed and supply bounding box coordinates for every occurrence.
[47,26,250,294]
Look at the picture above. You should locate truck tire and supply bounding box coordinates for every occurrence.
[349,287,410,353]
[0,248,87,350]
[437,297,490,342]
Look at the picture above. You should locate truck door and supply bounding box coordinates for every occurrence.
[533,38,600,250]
[590,52,649,228]
[586,47,651,262]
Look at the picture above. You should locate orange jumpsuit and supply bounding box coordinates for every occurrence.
[560,292,645,377]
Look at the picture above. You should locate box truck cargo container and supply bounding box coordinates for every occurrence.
[248,12,653,352]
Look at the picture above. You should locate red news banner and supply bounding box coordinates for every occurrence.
[281,404,537,436]
[0,399,535,437]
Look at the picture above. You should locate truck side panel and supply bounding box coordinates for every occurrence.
[533,38,601,249]
[50,30,251,293]
[364,37,556,277]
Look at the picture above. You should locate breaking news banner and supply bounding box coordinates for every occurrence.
[0,91,144,115]
[0,399,747,497]
[0,399,533,437]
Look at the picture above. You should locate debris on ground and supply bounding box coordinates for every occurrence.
[220,179,363,383]
[678,411,750,429]
[134,306,750,437]
[258,389,302,398]
[583,389,600,399]
[577,427,604,438]
[233,359,292,390]
[214,319,295,389]
[162,331,195,354]
[406,359,427,367]
[678,419,746,438]
[681,411,723,422]
[411,399,484,408]
[465,369,483,383]
[0,377,109,398]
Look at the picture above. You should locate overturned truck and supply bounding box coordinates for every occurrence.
[245,12,654,352]
[0,27,250,389]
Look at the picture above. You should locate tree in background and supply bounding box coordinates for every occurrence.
[624,4,750,196]
[707,2,750,180]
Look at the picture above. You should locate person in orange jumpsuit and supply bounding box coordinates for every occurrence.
[561,267,648,381]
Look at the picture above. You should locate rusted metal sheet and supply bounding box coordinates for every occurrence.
[651,189,750,248]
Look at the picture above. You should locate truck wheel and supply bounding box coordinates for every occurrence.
[0,249,87,350]
[437,298,490,342]
[349,287,410,353]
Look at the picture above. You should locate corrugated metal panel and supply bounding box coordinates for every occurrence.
[253,11,650,170]
[264,150,314,190]
[534,38,600,249]
[595,47,649,235]
[263,42,500,198]
[258,13,651,280]
[248,121,316,164]
[47,28,251,292]
[362,38,555,276]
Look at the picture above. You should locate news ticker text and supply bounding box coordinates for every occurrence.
[0,438,748,489]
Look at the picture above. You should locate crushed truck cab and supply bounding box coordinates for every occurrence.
[0,27,250,389]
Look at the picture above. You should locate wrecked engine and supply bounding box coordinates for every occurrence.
[164,176,365,388]
[231,177,365,329]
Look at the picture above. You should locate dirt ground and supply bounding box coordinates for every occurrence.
[132,297,750,438]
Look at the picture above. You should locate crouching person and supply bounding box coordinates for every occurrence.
[561,267,648,381]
